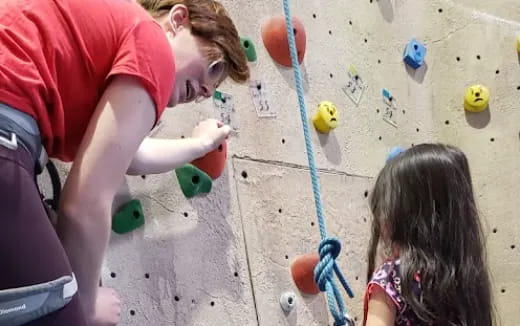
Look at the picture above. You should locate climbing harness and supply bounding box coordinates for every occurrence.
[0,103,76,325]
[0,274,78,326]
[281,1,355,325]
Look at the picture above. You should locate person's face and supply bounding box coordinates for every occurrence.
[163,5,226,107]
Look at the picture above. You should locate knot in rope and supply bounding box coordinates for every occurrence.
[314,237,342,291]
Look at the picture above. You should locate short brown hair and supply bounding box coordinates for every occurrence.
[137,0,250,84]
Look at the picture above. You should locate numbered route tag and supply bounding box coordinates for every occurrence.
[382,88,398,128]
[342,65,367,105]
[213,90,238,131]
[250,80,275,118]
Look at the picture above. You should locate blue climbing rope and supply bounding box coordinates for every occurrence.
[281,1,354,325]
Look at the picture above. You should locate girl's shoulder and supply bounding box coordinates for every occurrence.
[368,259,406,309]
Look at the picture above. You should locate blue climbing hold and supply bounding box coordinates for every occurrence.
[403,39,426,69]
[387,146,405,161]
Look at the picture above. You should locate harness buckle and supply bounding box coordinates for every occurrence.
[0,132,18,150]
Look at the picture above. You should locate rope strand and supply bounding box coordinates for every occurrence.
[281,1,354,325]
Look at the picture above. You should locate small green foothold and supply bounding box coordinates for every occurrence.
[241,36,257,62]
[112,199,145,234]
[213,90,223,101]
[175,164,212,198]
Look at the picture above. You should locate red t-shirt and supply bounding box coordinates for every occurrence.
[0,0,175,161]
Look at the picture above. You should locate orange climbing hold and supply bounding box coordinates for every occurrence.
[290,253,320,295]
[261,15,306,67]
[191,140,227,179]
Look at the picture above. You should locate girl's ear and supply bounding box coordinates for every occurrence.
[168,4,190,33]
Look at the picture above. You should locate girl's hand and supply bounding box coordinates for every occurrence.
[191,119,230,153]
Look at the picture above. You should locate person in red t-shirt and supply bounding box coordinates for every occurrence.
[0,0,249,325]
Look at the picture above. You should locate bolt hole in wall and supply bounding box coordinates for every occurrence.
[241,171,248,179]
[281,138,286,144]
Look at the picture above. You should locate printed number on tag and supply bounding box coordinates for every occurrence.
[342,65,367,105]
[381,89,398,128]
[213,91,238,131]
[250,80,275,117]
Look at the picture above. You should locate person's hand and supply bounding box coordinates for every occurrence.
[191,119,230,154]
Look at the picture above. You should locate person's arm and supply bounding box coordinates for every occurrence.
[56,75,157,318]
[365,286,396,326]
[127,119,230,175]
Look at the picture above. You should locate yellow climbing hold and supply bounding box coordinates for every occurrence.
[464,85,490,113]
[312,101,339,133]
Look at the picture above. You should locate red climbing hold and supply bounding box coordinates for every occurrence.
[191,140,227,179]
[261,15,306,67]
[290,253,320,295]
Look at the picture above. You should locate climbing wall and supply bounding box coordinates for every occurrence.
[37,0,520,325]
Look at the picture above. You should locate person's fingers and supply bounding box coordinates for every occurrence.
[219,125,231,137]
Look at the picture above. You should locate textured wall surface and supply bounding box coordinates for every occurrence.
[37,0,520,325]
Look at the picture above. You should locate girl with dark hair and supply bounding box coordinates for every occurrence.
[363,143,495,326]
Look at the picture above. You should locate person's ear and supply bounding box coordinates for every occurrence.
[168,4,189,33]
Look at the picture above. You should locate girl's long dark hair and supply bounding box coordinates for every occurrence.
[367,143,494,326]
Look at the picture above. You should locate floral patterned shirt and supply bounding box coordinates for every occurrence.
[363,259,429,326]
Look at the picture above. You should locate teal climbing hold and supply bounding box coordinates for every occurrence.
[241,36,257,62]
[175,164,212,198]
[112,199,145,234]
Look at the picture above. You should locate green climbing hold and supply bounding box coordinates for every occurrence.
[213,90,223,101]
[112,199,145,234]
[241,36,257,62]
[175,164,212,198]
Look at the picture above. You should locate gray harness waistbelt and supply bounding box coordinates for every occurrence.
[0,103,48,174]
[0,274,78,326]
